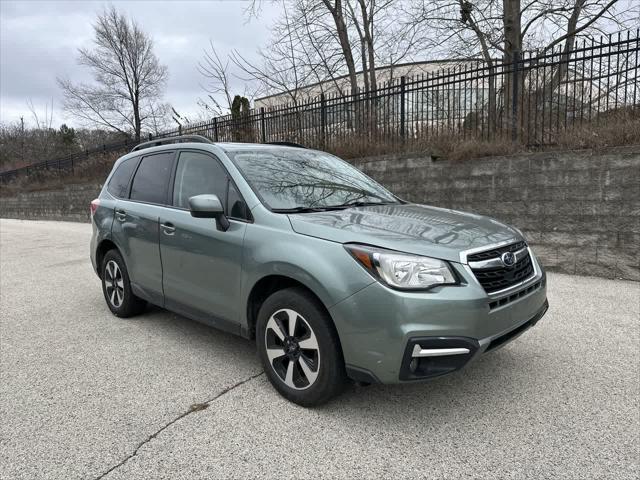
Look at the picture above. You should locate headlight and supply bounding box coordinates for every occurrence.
[345,244,457,290]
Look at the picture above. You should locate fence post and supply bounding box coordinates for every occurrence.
[320,93,327,148]
[511,51,520,142]
[260,107,266,143]
[213,117,219,141]
[178,124,182,136]
[400,76,406,141]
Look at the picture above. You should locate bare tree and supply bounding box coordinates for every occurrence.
[235,0,417,104]
[194,41,258,121]
[321,0,360,95]
[297,2,351,95]
[25,98,57,157]
[241,0,633,104]
[346,0,376,91]
[0,101,83,171]
[198,40,235,115]
[407,0,635,130]
[231,2,324,105]
[346,0,388,92]
[409,0,635,63]
[26,98,54,132]
[57,6,168,141]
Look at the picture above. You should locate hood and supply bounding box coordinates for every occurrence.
[288,203,522,263]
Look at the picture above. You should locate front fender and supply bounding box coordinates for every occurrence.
[240,222,375,325]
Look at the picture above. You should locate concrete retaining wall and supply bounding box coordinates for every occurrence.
[352,146,639,280]
[1,145,638,280]
[0,184,101,223]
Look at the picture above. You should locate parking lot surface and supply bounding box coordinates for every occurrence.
[0,219,638,479]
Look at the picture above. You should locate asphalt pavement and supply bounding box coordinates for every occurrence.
[0,219,638,479]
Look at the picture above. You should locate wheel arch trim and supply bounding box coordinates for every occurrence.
[95,236,120,278]
[242,270,337,341]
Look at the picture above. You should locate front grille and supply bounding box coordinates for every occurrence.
[470,243,534,293]
[467,241,527,262]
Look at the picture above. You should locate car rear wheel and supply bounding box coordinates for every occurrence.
[101,250,146,318]
[256,287,346,407]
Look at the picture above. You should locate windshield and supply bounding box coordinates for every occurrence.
[229,148,399,211]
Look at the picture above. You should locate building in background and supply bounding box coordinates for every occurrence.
[254,59,479,108]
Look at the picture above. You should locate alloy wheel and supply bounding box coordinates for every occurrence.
[104,260,125,308]
[264,309,320,390]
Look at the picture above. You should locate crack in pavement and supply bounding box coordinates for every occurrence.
[94,371,265,480]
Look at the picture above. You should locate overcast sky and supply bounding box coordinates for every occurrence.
[0,0,278,128]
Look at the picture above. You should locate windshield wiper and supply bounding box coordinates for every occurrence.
[272,200,397,214]
[272,206,334,213]
[329,200,397,209]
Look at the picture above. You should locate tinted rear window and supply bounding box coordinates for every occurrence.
[107,157,138,198]
[130,152,174,204]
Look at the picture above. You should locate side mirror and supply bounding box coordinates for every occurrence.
[188,194,230,232]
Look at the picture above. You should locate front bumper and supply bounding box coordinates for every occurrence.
[329,253,548,384]
[399,299,548,381]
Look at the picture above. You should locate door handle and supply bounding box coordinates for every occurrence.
[161,222,176,235]
[115,209,126,221]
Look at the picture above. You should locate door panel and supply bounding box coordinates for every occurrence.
[111,200,165,305]
[160,209,246,328]
[160,149,248,330]
[110,151,175,306]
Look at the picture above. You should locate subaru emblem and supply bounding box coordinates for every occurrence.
[501,251,516,267]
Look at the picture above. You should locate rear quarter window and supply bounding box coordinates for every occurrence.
[107,157,138,198]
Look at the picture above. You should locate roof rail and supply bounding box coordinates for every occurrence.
[131,134,213,152]
[265,141,307,149]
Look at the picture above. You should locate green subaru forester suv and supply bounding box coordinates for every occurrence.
[90,135,548,406]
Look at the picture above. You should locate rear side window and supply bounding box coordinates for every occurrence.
[107,157,137,198]
[130,152,174,204]
[172,151,228,209]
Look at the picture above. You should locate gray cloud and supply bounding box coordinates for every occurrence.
[0,0,277,128]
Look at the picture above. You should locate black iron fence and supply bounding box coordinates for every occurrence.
[0,139,136,182]
[2,29,638,182]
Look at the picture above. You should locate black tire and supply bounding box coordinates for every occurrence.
[101,249,146,318]
[256,287,346,407]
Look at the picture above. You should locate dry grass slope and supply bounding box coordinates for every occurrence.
[1,110,638,196]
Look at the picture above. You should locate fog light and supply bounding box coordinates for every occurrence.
[409,358,419,373]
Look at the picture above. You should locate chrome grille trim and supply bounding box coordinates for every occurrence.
[463,246,541,297]
[468,246,529,270]
[459,239,519,264]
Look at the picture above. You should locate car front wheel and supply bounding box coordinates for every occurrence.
[256,287,346,407]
